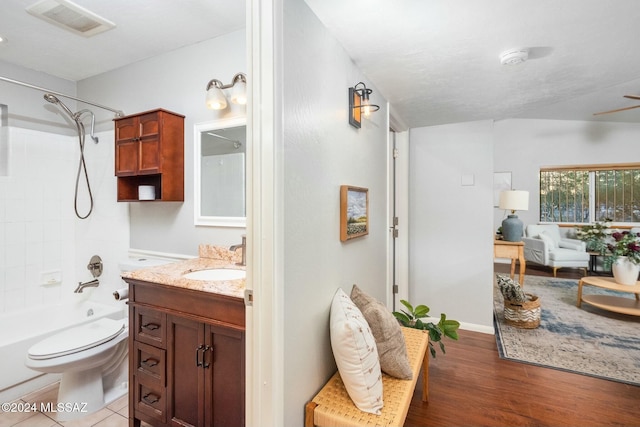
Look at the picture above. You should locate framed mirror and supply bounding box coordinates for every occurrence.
[194,117,246,227]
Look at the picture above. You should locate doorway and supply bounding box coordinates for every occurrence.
[388,128,410,311]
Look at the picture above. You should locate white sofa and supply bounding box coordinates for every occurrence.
[522,224,589,277]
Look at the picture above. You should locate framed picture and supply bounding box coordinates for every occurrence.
[493,172,512,207]
[340,185,369,241]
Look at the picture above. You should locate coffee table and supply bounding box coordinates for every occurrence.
[577,276,640,316]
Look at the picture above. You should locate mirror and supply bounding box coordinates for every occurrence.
[194,117,246,227]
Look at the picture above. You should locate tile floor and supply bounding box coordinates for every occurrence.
[0,382,152,427]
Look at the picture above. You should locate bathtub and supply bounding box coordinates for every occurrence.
[0,300,124,402]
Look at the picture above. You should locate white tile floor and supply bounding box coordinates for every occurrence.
[0,382,152,427]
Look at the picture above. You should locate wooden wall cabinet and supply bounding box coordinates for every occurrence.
[126,279,245,427]
[114,109,185,202]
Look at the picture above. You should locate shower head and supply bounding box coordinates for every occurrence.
[44,93,76,120]
[44,93,59,104]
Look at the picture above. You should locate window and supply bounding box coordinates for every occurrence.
[540,164,640,224]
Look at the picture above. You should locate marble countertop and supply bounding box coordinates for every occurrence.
[121,245,245,299]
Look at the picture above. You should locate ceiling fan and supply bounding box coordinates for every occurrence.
[594,95,640,115]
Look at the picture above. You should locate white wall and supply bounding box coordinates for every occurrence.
[409,121,495,330]
[0,126,128,314]
[494,119,640,233]
[78,31,248,256]
[281,0,390,424]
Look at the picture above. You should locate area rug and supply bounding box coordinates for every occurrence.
[493,274,640,386]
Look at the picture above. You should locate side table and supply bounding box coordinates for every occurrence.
[494,240,526,285]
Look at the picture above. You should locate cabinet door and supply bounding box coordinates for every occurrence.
[115,117,139,176]
[138,112,162,174]
[167,315,205,427]
[204,325,245,427]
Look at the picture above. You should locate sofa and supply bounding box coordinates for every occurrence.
[522,224,589,277]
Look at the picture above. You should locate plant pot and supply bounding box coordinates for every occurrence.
[611,257,640,286]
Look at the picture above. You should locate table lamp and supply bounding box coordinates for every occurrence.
[499,190,529,242]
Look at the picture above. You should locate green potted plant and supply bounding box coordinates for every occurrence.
[393,300,460,358]
[575,218,611,253]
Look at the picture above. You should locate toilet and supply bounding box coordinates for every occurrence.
[25,257,170,421]
[26,318,129,420]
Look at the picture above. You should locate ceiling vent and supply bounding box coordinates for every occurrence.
[26,0,115,37]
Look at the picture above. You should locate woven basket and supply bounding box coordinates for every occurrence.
[504,293,541,329]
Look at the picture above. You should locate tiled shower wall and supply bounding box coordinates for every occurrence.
[0,126,129,314]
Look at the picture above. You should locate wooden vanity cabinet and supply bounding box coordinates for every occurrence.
[114,109,185,202]
[126,278,245,427]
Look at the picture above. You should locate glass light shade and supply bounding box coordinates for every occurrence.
[362,98,372,117]
[206,86,228,110]
[499,190,529,212]
[229,81,247,105]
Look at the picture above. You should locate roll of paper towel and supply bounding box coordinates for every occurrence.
[138,185,155,200]
[113,288,129,300]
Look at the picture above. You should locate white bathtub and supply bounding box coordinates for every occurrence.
[0,300,124,402]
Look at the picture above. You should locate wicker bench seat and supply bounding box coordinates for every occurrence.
[304,327,429,427]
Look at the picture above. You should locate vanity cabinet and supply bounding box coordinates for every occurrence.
[126,278,245,427]
[114,109,185,202]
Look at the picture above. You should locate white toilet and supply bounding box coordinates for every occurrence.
[25,317,129,421]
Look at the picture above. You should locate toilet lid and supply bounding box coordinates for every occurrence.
[28,318,125,360]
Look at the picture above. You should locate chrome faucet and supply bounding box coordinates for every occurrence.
[74,278,100,293]
[229,235,246,266]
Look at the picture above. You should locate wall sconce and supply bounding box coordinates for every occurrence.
[206,73,247,110]
[348,82,380,128]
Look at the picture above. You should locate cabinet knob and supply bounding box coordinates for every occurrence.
[142,393,160,405]
[141,357,159,368]
[141,322,160,331]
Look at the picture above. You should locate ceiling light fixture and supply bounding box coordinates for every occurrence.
[205,73,247,110]
[348,82,380,128]
[499,48,529,66]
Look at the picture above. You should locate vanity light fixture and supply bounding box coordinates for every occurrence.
[348,82,380,128]
[205,72,247,110]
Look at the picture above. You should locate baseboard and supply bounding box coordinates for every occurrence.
[459,321,494,335]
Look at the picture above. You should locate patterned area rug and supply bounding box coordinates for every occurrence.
[493,274,640,386]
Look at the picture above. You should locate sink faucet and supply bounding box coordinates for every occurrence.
[74,278,100,293]
[229,235,246,266]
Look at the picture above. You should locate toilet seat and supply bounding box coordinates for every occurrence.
[28,318,125,360]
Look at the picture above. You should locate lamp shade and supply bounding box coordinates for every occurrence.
[499,190,529,212]
[206,86,228,110]
[229,80,247,105]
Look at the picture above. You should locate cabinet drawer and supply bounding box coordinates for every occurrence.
[134,377,166,425]
[134,341,166,386]
[134,306,166,348]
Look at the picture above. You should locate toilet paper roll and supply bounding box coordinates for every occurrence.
[138,185,155,200]
[113,288,129,301]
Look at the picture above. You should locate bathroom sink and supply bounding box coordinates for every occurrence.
[183,268,246,281]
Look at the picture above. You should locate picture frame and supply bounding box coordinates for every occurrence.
[348,87,362,128]
[493,172,512,207]
[340,185,369,241]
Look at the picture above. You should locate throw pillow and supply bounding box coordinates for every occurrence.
[538,231,557,249]
[350,284,413,380]
[329,288,383,415]
[496,274,527,302]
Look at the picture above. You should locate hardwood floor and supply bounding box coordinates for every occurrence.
[404,263,640,427]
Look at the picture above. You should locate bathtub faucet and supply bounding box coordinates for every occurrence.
[74,278,100,293]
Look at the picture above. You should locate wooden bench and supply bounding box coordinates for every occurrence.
[305,327,429,427]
